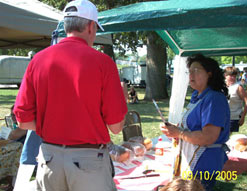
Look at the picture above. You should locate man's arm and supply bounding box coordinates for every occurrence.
[8,128,27,140]
[107,118,125,134]
[18,120,36,131]
[161,123,221,146]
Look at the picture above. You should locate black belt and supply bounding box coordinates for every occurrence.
[43,141,106,149]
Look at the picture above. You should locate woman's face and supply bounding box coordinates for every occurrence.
[189,61,211,94]
[225,74,236,86]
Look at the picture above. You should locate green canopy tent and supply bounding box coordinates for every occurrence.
[97,0,247,56]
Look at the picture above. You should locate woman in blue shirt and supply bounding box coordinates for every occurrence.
[161,54,230,191]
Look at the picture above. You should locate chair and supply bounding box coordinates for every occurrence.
[122,124,143,142]
[122,111,143,141]
[124,110,142,128]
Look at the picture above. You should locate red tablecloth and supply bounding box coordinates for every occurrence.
[114,151,173,191]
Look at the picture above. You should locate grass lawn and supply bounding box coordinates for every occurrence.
[0,87,247,190]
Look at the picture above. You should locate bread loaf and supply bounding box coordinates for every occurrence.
[236,138,247,145]
[122,142,146,157]
[143,138,153,151]
[108,144,131,162]
[117,150,131,162]
[128,136,153,151]
[234,138,247,152]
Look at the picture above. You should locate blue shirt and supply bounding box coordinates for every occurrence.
[20,130,42,165]
[187,87,230,173]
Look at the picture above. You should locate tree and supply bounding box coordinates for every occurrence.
[91,0,170,99]
[40,0,67,10]
[145,32,168,100]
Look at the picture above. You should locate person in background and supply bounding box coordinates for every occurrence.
[159,177,205,191]
[161,54,230,191]
[13,130,42,191]
[13,0,127,191]
[224,67,247,133]
[8,105,26,144]
[238,70,243,82]
[129,86,138,103]
[241,67,247,86]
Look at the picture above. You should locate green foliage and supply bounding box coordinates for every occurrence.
[117,64,129,69]
[0,48,42,56]
[235,56,247,63]
[211,56,247,65]
[221,56,234,65]
[39,0,67,10]
[138,55,147,63]
[167,46,175,61]
[210,56,222,65]
[113,32,145,56]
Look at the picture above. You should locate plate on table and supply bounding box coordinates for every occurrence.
[226,134,247,150]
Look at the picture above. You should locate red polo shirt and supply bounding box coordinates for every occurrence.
[14,37,127,145]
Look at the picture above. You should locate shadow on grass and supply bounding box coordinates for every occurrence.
[0,95,17,105]
[214,181,247,191]
[214,181,236,191]
[140,116,166,123]
[214,173,247,191]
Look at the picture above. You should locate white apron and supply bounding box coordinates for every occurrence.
[178,95,224,175]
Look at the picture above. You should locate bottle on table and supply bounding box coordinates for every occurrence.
[155,136,164,156]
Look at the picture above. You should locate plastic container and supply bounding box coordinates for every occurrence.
[155,136,164,156]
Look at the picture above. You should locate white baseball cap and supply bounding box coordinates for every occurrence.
[63,0,104,31]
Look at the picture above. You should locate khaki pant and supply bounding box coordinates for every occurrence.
[35,143,116,191]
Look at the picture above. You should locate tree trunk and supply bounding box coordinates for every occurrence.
[144,32,168,100]
[103,45,115,62]
[102,34,115,62]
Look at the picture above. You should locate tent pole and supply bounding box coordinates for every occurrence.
[232,56,235,66]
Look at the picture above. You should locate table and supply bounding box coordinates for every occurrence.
[113,136,174,191]
[223,134,247,175]
[113,135,247,191]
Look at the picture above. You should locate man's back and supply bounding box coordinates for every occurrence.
[17,36,126,145]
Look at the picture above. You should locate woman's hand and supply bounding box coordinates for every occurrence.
[160,123,181,138]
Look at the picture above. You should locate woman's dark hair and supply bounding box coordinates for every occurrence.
[187,54,228,97]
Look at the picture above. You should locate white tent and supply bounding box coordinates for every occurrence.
[0,0,62,48]
[0,0,112,48]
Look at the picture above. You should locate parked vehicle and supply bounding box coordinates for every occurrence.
[119,65,147,88]
[0,55,31,87]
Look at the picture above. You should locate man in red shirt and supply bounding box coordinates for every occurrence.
[14,0,127,190]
